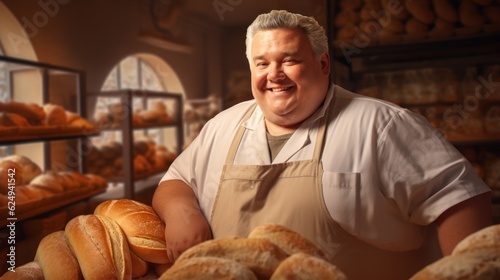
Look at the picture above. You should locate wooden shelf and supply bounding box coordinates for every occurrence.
[0,126,100,145]
[0,187,106,228]
[446,133,500,145]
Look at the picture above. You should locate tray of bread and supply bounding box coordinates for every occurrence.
[0,101,99,144]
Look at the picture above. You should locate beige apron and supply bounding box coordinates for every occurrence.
[210,104,441,280]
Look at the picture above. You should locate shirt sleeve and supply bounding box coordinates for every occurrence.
[377,109,491,225]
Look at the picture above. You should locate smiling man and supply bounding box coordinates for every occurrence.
[153,10,492,280]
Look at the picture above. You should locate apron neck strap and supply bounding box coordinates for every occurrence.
[225,103,257,165]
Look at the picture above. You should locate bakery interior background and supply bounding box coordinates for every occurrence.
[0,0,499,274]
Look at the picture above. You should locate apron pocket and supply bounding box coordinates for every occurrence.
[322,171,361,235]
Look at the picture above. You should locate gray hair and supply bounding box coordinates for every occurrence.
[245,10,328,60]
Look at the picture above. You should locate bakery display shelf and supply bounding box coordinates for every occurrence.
[99,122,178,131]
[0,126,100,145]
[0,187,105,228]
[332,33,500,64]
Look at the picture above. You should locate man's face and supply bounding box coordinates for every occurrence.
[249,28,330,130]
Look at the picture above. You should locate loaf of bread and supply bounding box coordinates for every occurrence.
[452,224,500,255]
[0,160,23,195]
[34,230,83,279]
[94,199,169,264]
[29,172,65,194]
[176,237,289,280]
[0,101,45,125]
[405,0,435,24]
[432,0,458,23]
[270,252,348,280]
[248,224,327,261]
[0,112,31,127]
[410,250,500,280]
[0,261,44,280]
[43,104,67,126]
[2,155,42,183]
[65,214,132,280]
[159,256,258,280]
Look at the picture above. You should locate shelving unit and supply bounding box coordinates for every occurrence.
[85,89,184,200]
[0,55,105,225]
[327,2,500,206]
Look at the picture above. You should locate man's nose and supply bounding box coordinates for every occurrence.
[268,64,285,81]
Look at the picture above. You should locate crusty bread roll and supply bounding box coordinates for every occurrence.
[452,224,500,256]
[94,199,169,264]
[85,173,108,190]
[65,214,132,280]
[0,101,45,125]
[159,257,258,280]
[405,17,429,34]
[459,0,486,28]
[43,104,67,126]
[0,112,31,127]
[270,252,348,280]
[410,251,500,280]
[34,230,83,280]
[405,0,435,24]
[381,0,410,20]
[29,172,65,194]
[2,155,42,184]
[0,160,23,195]
[432,0,458,23]
[0,261,44,280]
[428,18,455,38]
[176,237,289,280]
[248,224,327,261]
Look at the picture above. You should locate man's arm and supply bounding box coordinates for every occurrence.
[435,191,493,255]
[152,179,213,262]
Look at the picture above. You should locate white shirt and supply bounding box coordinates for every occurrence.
[161,84,490,251]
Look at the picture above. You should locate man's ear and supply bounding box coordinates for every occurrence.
[320,53,330,76]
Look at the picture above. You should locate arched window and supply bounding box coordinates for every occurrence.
[93,54,185,152]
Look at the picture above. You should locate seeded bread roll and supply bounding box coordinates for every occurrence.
[34,230,83,280]
[248,224,328,261]
[65,214,132,280]
[176,237,289,280]
[270,252,348,280]
[94,199,169,264]
[159,256,258,280]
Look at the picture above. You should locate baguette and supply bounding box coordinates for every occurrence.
[94,199,169,264]
[34,230,83,280]
[159,256,258,280]
[65,214,132,280]
[176,237,289,280]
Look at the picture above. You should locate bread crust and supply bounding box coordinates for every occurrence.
[94,199,169,264]
[176,237,288,280]
[248,224,327,261]
[270,252,348,280]
[34,230,83,280]
[159,256,258,280]
[65,214,132,280]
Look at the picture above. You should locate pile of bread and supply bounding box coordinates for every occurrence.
[94,100,173,130]
[0,199,348,279]
[410,224,500,279]
[0,101,95,131]
[334,0,500,45]
[0,155,107,216]
[84,140,177,179]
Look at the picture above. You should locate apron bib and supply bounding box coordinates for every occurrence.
[210,103,440,280]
